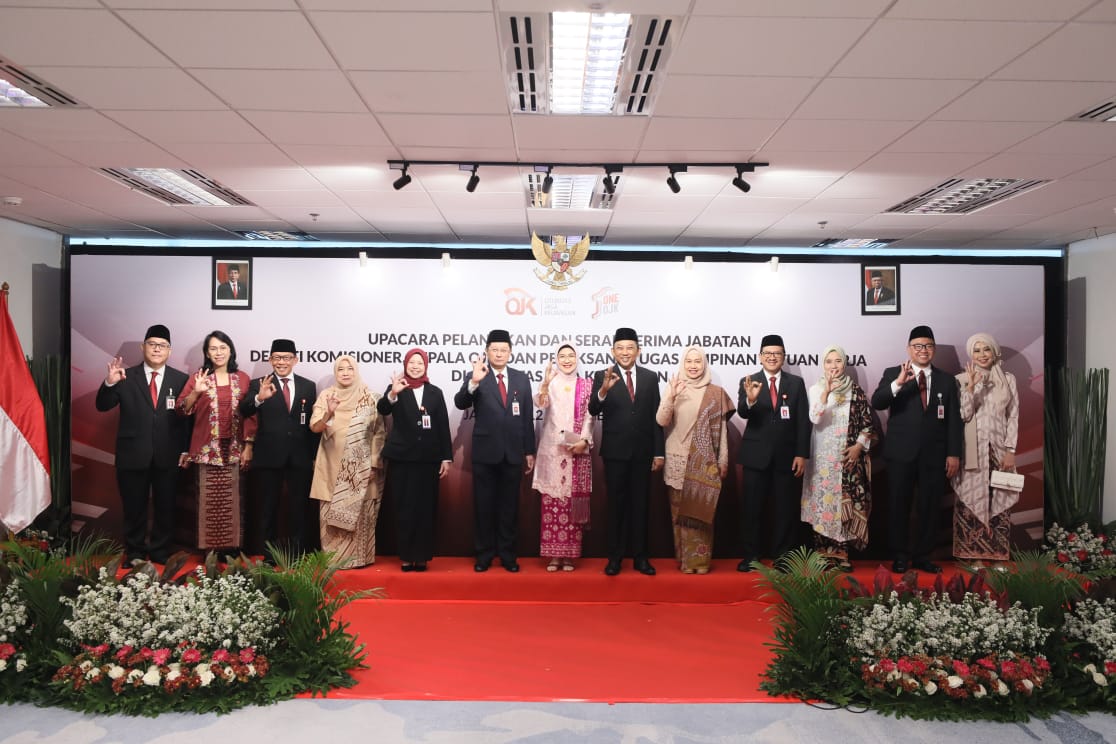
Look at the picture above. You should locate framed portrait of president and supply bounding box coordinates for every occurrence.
[861,264,900,315]
[212,257,252,310]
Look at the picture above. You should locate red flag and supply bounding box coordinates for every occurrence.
[0,288,50,532]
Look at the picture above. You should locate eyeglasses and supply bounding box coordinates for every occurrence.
[909,343,936,351]
[270,354,296,362]
[144,341,170,350]
[760,351,784,358]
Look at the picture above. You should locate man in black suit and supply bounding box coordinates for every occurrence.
[454,329,536,573]
[239,339,319,558]
[588,327,665,576]
[216,264,248,301]
[865,271,895,306]
[95,324,190,563]
[871,325,962,574]
[736,334,811,572]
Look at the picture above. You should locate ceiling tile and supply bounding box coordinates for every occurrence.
[310,11,499,71]
[105,111,266,144]
[514,117,650,151]
[995,23,1116,81]
[164,143,298,169]
[0,8,168,66]
[378,114,513,149]
[693,0,890,17]
[191,70,367,112]
[1009,122,1116,155]
[242,112,390,146]
[932,81,1116,122]
[28,67,227,110]
[45,141,187,168]
[795,78,974,120]
[641,118,780,151]
[886,0,1094,21]
[765,120,916,151]
[352,71,507,115]
[886,121,1048,153]
[0,110,142,142]
[654,76,816,119]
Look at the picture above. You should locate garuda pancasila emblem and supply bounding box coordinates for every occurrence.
[531,231,590,291]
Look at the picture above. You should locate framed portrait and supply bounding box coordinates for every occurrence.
[212,257,252,310]
[861,263,900,315]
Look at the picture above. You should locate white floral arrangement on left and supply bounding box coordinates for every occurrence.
[0,581,29,675]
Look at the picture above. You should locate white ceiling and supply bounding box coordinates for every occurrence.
[2,0,1116,249]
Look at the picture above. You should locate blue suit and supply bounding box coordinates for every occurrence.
[455,367,536,565]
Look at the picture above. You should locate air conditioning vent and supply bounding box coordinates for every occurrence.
[885,178,1048,215]
[0,56,83,107]
[526,172,618,209]
[99,168,254,207]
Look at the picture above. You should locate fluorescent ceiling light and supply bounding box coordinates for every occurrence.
[544,175,599,209]
[126,168,238,206]
[0,78,47,107]
[814,238,895,249]
[887,178,1047,215]
[236,230,317,241]
[550,11,630,114]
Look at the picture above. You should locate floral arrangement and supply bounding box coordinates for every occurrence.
[0,574,30,692]
[861,653,1051,700]
[1043,523,1116,575]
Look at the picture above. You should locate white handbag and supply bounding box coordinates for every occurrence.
[989,470,1025,492]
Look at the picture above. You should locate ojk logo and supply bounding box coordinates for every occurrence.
[504,287,538,316]
[592,286,620,319]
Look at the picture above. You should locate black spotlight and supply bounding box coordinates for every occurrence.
[666,168,681,194]
[466,165,480,193]
[393,164,412,190]
[602,168,616,195]
[732,172,751,193]
[541,167,554,194]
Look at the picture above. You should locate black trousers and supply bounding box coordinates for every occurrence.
[604,457,652,563]
[389,460,441,563]
[251,463,314,557]
[886,456,946,561]
[740,464,802,560]
[116,465,179,560]
[472,460,523,564]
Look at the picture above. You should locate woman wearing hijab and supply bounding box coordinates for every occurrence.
[309,355,386,569]
[801,345,874,572]
[378,348,452,572]
[178,330,256,555]
[655,346,734,574]
[533,343,594,571]
[951,333,1019,561]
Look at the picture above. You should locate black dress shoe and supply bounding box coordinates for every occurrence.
[148,553,169,565]
[413,563,427,572]
[503,561,520,573]
[604,560,621,576]
[401,564,415,572]
[634,559,656,576]
[737,558,756,573]
[912,559,942,574]
[891,559,909,574]
[474,562,489,572]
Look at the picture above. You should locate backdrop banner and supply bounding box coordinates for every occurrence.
[70,253,1045,559]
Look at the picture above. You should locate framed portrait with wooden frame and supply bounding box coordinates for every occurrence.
[861,263,900,315]
[212,257,252,310]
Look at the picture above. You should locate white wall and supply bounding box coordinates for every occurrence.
[0,216,63,356]
[1067,234,1116,520]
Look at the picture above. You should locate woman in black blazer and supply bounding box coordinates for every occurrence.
[377,348,452,572]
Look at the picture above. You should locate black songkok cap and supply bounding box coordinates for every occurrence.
[145,325,171,343]
[613,327,639,344]
[486,329,512,346]
[908,325,935,342]
[760,334,785,350]
[870,270,883,278]
[270,338,297,354]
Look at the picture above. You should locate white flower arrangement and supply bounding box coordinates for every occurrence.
[1044,523,1116,574]
[63,568,280,652]
[0,581,28,644]
[1063,597,1116,687]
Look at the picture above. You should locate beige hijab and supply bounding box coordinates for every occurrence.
[665,346,712,448]
[961,332,1011,471]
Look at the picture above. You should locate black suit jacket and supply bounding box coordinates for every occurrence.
[216,281,248,301]
[238,373,319,468]
[587,365,664,461]
[870,364,962,463]
[736,370,811,469]
[378,384,453,463]
[95,364,190,470]
[454,367,536,465]
[865,286,895,306]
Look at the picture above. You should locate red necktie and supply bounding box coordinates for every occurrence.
[626,370,634,399]
[232,282,238,299]
[149,371,159,407]
[918,370,928,410]
[282,377,291,411]
[769,376,778,408]
[874,290,880,304]
[497,373,507,406]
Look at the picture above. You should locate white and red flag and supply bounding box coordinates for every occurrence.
[0,286,50,533]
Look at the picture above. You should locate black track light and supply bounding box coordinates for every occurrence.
[732,167,751,193]
[466,165,480,193]
[541,167,554,194]
[666,167,681,194]
[602,168,616,195]
[393,164,412,190]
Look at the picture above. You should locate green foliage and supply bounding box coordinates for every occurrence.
[1044,367,1109,530]
[975,551,1085,630]
[755,548,860,704]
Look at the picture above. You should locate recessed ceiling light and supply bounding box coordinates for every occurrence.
[886,178,1048,215]
[236,230,317,241]
[813,238,895,249]
[100,168,253,207]
[0,78,47,107]
[550,12,630,114]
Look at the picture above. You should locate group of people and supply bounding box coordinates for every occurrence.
[96,321,1020,575]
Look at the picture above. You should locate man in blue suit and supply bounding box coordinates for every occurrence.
[871,325,962,575]
[455,329,536,572]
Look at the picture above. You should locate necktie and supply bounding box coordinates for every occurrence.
[769,376,778,408]
[626,370,635,399]
[282,377,291,411]
[497,373,507,406]
[232,282,238,299]
[918,370,927,410]
[874,289,880,303]
[149,371,159,407]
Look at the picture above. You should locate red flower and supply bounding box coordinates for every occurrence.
[140,647,154,660]
[211,648,230,663]
[877,658,896,673]
[1001,660,1018,678]
[897,658,915,674]
[0,642,15,660]
[1076,549,1089,562]
[152,648,172,666]
[1035,656,1051,673]
[1102,534,1108,543]
[952,660,970,676]
[977,657,996,670]
[1069,533,1079,542]
[238,648,256,663]
[115,645,134,661]
[181,648,202,664]
[1104,661,1116,676]
[1058,552,1070,563]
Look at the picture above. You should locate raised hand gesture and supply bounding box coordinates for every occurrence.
[390,371,408,397]
[542,358,557,387]
[192,368,210,395]
[600,367,620,395]
[470,352,489,384]
[256,373,276,401]
[742,375,762,405]
[105,356,127,385]
[325,391,341,414]
[669,375,686,398]
[896,360,914,386]
[964,361,984,391]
